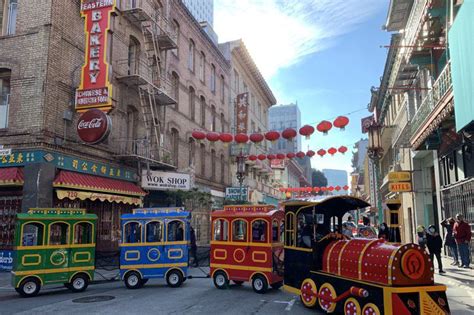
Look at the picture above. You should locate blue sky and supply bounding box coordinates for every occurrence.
[215,0,391,177]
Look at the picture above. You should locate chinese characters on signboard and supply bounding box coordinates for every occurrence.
[75,0,116,112]
[235,93,249,133]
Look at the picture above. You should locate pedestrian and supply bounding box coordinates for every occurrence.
[453,214,472,268]
[417,225,427,251]
[378,222,390,241]
[426,225,445,274]
[189,226,198,267]
[342,223,353,238]
[441,217,458,265]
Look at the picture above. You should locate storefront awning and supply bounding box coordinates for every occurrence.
[0,167,24,186]
[53,170,146,196]
[56,189,143,206]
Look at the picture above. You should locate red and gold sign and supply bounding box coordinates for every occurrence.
[77,108,112,144]
[75,0,116,112]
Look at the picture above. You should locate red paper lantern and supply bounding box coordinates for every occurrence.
[219,133,233,144]
[286,152,295,159]
[267,154,276,160]
[296,151,305,159]
[333,115,349,130]
[248,155,257,161]
[313,187,320,193]
[192,130,206,141]
[282,128,297,141]
[206,132,220,142]
[299,125,315,139]
[316,120,332,135]
[249,133,264,143]
[276,153,286,160]
[328,186,334,192]
[335,185,341,191]
[317,149,326,157]
[306,150,315,158]
[258,154,266,161]
[234,133,249,143]
[338,146,348,154]
[279,187,285,192]
[265,130,280,142]
[328,147,337,155]
[306,187,313,193]
[321,187,327,192]
[343,185,349,191]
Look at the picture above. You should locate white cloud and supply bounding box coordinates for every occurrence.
[215,0,385,79]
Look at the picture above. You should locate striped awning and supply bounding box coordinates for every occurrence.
[0,167,24,186]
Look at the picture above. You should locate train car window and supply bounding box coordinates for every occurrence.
[297,212,312,248]
[232,219,247,242]
[124,222,142,243]
[251,220,267,243]
[285,213,294,246]
[213,219,229,241]
[49,222,70,245]
[21,222,44,246]
[74,222,93,244]
[280,221,284,243]
[272,220,279,242]
[146,221,163,242]
[168,220,184,241]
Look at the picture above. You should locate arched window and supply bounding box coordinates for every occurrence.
[220,154,225,183]
[252,219,267,243]
[124,221,141,243]
[74,222,93,244]
[199,51,205,82]
[220,113,225,133]
[21,222,44,246]
[0,68,11,129]
[210,64,216,92]
[172,19,180,56]
[188,137,195,166]
[146,221,163,242]
[211,149,216,180]
[189,86,195,121]
[220,74,225,103]
[232,219,247,242]
[49,222,70,245]
[213,219,229,241]
[188,39,195,72]
[211,105,216,132]
[200,143,206,176]
[172,71,179,109]
[128,36,140,75]
[171,128,179,167]
[285,213,295,246]
[200,96,206,127]
[168,220,184,241]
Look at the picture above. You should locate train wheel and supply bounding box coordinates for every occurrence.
[166,270,184,288]
[251,274,268,294]
[344,298,361,315]
[271,281,283,290]
[233,280,244,286]
[16,277,41,298]
[124,271,143,289]
[362,303,380,315]
[69,274,89,293]
[300,278,318,308]
[318,283,337,313]
[213,271,229,289]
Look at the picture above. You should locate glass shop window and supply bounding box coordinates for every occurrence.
[232,219,247,242]
[49,222,70,245]
[21,222,44,246]
[146,221,163,243]
[124,221,142,243]
[213,219,229,241]
[167,220,184,241]
[74,222,93,244]
[251,220,267,243]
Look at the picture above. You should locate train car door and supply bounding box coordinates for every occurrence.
[47,221,71,282]
[143,219,165,275]
[165,219,187,266]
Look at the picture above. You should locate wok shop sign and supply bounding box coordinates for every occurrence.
[142,170,191,191]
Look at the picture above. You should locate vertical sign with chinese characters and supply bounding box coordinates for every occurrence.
[75,0,116,112]
[235,93,249,133]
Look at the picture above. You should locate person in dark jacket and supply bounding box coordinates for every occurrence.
[189,226,198,267]
[378,223,390,241]
[454,214,472,268]
[427,225,445,273]
[441,217,458,265]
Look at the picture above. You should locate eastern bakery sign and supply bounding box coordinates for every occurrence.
[77,108,111,143]
[142,170,191,191]
[75,0,116,112]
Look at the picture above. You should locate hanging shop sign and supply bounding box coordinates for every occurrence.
[225,187,248,201]
[388,182,412,193]
[75,0,116,112]
[270,159,285,169]
[77,108,112,144]
[388,171,411,182]
[361,115,374,133]
[235,92,249,133]
[142,170,191,191]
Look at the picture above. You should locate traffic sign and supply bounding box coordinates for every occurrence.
[389,182,412,192]
[388,171,411,182]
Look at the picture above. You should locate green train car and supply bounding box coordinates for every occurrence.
[11,208,97,297]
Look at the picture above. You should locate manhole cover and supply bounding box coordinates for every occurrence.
[72,295,115,303]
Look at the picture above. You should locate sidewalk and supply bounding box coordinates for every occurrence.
[435,256,474,299]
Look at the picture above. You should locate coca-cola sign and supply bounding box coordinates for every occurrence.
[77,108,111,144]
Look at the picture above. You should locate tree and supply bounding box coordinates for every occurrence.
[311,169,328,189]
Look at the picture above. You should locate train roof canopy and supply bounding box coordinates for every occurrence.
[122,207,191,220]
[282,195,370,217]
[16,208,97,221]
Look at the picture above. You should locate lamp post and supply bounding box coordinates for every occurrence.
[367,121,384,225]
[236,150,246,202]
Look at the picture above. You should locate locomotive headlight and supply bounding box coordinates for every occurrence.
[400,249,425,280]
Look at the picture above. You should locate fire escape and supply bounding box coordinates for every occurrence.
[115,0,178,168]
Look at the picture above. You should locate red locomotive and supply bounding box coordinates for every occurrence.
[283,196,450,314]
[210,205,284,293]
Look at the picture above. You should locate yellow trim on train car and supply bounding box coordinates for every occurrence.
[21,254,42,266]
[210,241,276,247]
[337,241,351,275]
[12,266,95,276]
[73,251,91,263]
[284,246,312,252]
[47,221,71,245]
[212,218,230,242]
[283,284,301,295]
[147,248,161,262]
[358,239,379,280]
[210,268,230,280]
[15,243,95,250]
[50,250,67,266]
[72,221,95,246]
[249,271,270,285]
[213,249,227,260]
[168,248,183,259]
[252,251,267,263]
[210,263,272,273]
[124,250,140,261]
[15,275,44,288]
[387,248,398,285]
[19,221,46,248]
[120,241,187,247]
[233,248,246,263]
[326,242,336,272]
[68,270,93,283]
[120,262,187,270]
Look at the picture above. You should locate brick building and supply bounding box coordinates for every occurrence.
[0,0,231,254]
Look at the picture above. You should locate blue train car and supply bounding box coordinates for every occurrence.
[120,207,190,289]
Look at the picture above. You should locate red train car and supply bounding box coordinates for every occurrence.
[210,205,284,293]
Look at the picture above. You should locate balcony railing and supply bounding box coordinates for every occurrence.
[391,98,409,146]
[115,139,174,167]
[410,62,452,138]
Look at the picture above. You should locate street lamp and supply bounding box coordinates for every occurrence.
[367,121,384,225]
[236,150,246,202]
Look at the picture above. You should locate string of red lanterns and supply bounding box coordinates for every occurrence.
[237,146,349,161]
[279,185,350,193]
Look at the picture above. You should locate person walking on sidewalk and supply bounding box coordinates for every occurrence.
[453,214,472,268]
[427,225,445,274]
[441,217,459,265]
[189,226,199,267]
